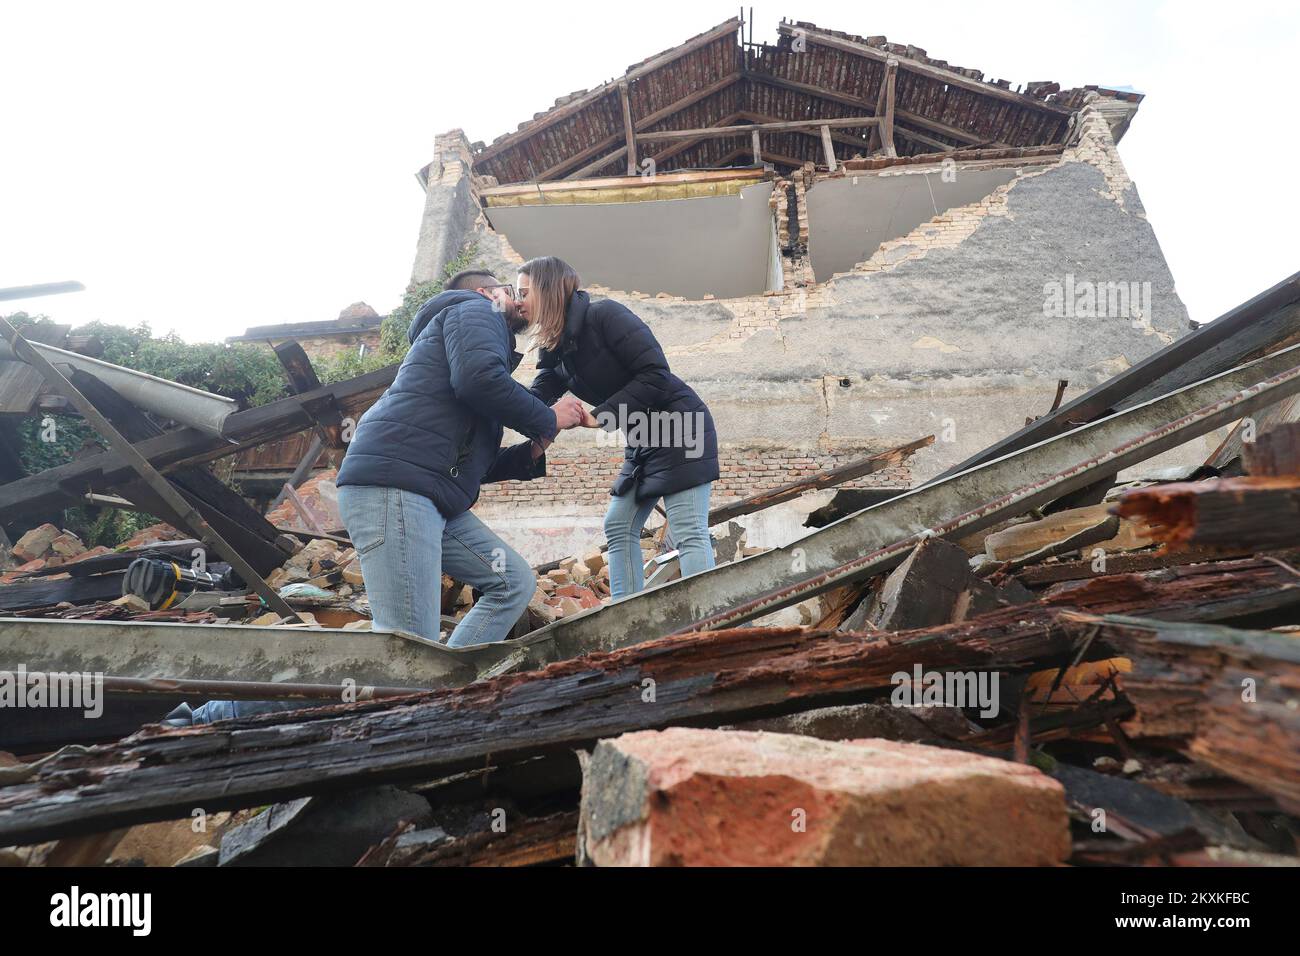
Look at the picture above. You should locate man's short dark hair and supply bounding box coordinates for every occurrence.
[446,269,499,291]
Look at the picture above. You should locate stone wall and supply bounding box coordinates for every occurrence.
[277,331,382,363]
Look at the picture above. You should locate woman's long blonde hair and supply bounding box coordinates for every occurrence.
[519,256,581,352]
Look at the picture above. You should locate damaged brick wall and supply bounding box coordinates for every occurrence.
[477,447,911,507]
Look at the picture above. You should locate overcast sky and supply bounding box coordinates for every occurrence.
[4,0,1296,342]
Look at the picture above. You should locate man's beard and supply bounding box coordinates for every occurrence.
[505,307,528,334]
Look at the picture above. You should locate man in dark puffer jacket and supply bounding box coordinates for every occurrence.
[335,269,588,646]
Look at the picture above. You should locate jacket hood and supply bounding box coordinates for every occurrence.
[408,289,482,344]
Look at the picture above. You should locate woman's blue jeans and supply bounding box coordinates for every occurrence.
[604,481,714,598]
[337,483,535,647]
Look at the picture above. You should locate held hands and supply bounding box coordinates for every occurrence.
[552,396,599,431]
[541,397,599,457]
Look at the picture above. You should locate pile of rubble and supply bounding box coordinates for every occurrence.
[0,524,114,583]
[5,408,1299,865]
[2,272,1299,868]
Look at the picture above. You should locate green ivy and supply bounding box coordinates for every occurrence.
[73,322,292,407]
[13,413,159,548]
[16,413,96,475]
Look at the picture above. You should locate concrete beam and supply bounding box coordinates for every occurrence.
[507,343,1300,660]
[0,617,512,690]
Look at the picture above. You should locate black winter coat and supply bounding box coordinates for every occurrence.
[530,290,719,502]
[337,289,558,517]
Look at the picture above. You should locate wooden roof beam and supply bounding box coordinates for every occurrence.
[717,145,808,170]
[893,125,961,152]
[545,73,744,181]
[746,72,987,146]
[528,119,951,186]
[820,124,837,172]
[898,110,1010,148]
[618,80,637,176]
[638,114,878,141]
[741,112,869,150]
[475,17,742,166]
[481,166,768,201]
[776,23,1071,117]
[869,58,898,157]
[645,110,750,169]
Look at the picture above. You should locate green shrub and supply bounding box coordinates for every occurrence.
[2,242,481,547]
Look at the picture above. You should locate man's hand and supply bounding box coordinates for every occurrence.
[552,396,589,431]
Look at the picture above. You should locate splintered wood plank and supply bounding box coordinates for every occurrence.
[870,536,972,631]
[1114,477,1300,551]
[1083,612,1300,814]
[392,812,578,867]
[983,502,1153,560]
[1244,422,1300,476]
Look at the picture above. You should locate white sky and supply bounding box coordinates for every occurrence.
[3,0,1297,342]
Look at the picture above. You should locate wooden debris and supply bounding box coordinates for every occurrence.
[1243,421,1300,476]
[982,502,1151,561]
[367,812,579,867]
[1114,476,1300,551]
[866,536,972,631]
[1084,612,1300,814]
[6,550,1299,846]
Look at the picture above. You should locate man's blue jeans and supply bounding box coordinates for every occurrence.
[337,483,535,647]
[170,486,536,726]
[604,481,714,598]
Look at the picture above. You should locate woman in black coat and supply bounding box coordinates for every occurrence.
[518,256,720,598]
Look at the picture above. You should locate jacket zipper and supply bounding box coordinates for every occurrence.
[450,420,476,477]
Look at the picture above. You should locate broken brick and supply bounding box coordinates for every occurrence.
[578,728,1070,866]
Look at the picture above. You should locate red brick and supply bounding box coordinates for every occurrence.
[579,728,1069,867]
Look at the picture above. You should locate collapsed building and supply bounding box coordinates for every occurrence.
[401,17,1183,561]
[0,16,1298,868]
